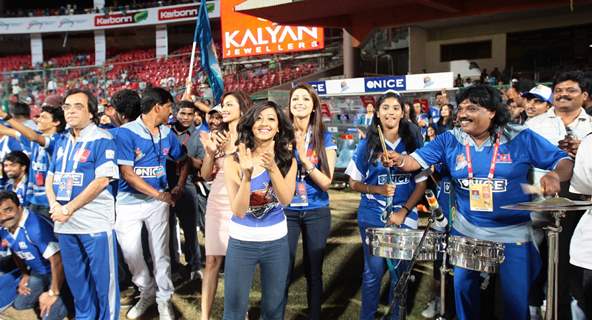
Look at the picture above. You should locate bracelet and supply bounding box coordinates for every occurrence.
[2,113,12,121]
[397,155,407,168]
[305,167,315,176]
[365,184,370,194]
[401,205,410,213]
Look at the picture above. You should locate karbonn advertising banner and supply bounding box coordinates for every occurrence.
[221,0,324,58]
[0,2,219,35]
[308,72,454,96]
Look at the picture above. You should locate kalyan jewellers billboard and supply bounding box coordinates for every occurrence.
[221,0,324,59]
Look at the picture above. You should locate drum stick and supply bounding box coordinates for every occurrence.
[377,124,389,156]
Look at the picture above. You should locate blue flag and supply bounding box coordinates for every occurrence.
[196,0,224,104]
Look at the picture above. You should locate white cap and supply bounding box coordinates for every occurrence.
[521,84,552,103]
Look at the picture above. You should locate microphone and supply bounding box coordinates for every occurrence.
[424,189,448,229]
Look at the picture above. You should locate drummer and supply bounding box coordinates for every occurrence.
[345,91,427,320]
[383,84,574,320]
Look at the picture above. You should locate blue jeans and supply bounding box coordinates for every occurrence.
[359,221,408,320]
[223,236,290,320]
[13,273,68,320]
[285,207,331,320]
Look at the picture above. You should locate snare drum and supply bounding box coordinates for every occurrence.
[365,228,446,261]
[447,236,505,273]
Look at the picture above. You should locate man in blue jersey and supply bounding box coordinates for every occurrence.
[3,151,30,207]
[0,106,66,218]
[115,87,185,320]
[0,235,20,312]
[386,84,574,320]
[45,89,120,320]
[0,191,68,319]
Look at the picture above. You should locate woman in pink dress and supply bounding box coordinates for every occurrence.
[200,91,252,320]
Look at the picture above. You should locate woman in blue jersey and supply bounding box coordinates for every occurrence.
[284,84,337,319]
[345,91,427,320]
[223,101,297,320]
[386,84,573,320]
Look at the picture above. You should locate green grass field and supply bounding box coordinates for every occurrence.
[1,190,436,320]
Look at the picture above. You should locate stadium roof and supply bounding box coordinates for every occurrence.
[236,0,592,45]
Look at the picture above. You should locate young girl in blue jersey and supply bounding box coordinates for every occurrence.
[388,84,574,320]
[284,84,337,319]
[223,101,297,320]
[345,91,427,320]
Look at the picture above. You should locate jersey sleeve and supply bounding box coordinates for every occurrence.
[29,215,60,259]
[411,131,449,168]
[525,129,570,171]
[7,136,23,152]
[168,131,186,161]
[116,128,136,167]
[344,139,369,182]
[323,132,337,150]
[94,138,119,180]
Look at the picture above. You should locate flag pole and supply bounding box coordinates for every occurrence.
[188,6,200,82]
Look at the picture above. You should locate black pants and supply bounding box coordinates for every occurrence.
[284,207,332,320]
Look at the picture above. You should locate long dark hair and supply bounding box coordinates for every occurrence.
[236,101,295,176]
[288,83,330,176]
[220,91,253,132]
[365,92,418,163]
[456,84,510,138]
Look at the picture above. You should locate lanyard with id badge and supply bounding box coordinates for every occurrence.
[54,137,88,201]
[290,129,313,207]
[465,134,499,212]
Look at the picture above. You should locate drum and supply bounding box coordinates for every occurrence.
[447,236,505,273]
[365,227,446,261]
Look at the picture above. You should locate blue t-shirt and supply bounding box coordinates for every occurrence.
[6,178,28,207]
[0,210,59,275]
[116,117,186,205]
[21,134,58,208]
[48,124,119,234]
[289,131,337,211]
[228,169,287,242]
[411,126,570,241]
[345,137,426,228]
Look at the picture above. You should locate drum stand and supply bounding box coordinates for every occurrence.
[382,216,435,320]
[544,210,564,320]
[435,245,450,320]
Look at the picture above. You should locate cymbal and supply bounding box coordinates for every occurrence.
[501,197,592,211]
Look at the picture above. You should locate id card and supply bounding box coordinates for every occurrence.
[290,181,309,207]
[54,173,84,201]
[469,183,493,212]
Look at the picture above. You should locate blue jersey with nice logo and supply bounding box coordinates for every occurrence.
[6,177,29,207]
[411,126,570,242]
[345,137,426,228]
[116,117,186,205]
[290,131,337,211]
[20,134,58,208]
[0,209,59,275]
[48,124,119,234]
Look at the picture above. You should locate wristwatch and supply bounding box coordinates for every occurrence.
[48,289,60,297]
[2,113,12,121]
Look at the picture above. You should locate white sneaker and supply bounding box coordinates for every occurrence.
[190,270,203,281]
[127,295,155,319]
[421,297,440,318]
[158,300,175,320]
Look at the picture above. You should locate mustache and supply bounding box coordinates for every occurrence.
[556,95,572,101]
[0,217,12,225]
[459,117,472,122]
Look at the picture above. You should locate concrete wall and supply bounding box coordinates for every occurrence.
[424,33,506,73]
[408,26,427,74]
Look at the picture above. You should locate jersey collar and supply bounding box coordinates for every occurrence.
[9,208,29,239]
[69,122,97,141]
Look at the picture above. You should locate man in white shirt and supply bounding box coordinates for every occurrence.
[526,71,591,319]
[569,133,592,319]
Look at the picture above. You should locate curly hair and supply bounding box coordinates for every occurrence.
[365,92,418,163]
[288,83,330,176]
[236,101,295,176]
[456,84,510,138]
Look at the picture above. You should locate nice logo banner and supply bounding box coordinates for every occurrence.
[221,0,324,59]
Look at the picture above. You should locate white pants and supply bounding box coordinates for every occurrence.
[115,200,173,301]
